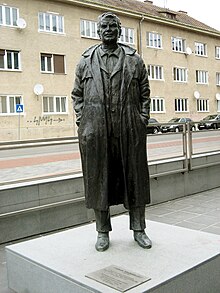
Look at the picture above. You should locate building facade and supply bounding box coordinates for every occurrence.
[1,0,220,141]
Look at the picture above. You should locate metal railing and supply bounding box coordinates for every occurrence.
[0,124,219,221]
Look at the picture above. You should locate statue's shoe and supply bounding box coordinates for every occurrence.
[95,232,109,252]
[134,231,152,249]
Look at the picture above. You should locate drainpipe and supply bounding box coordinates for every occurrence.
[138,15,145,57]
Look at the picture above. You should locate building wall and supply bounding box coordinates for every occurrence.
[0,0,220,141]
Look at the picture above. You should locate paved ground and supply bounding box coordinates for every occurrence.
[1,186,220,292]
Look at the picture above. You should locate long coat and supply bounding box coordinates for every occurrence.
[72,43,151,211]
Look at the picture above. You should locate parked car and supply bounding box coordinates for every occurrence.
[198,114,220,130]
[146,118,161,134]
[161,117,195,133]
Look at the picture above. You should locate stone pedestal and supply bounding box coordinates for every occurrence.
[6,215,220,292]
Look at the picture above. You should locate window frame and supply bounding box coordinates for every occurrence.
[0,49,21,71]
[147,64,164,80]
[119,27,134,45]
[0,95,22,115]
[175,98,188,112]
[38,12,64,34]
[173,67,188,83]
[196,70,208,84]
[43,95,68,114]
[171,36,186,53]
[146,32,162,49]
[197,98,209,112]
[217,100,220,112]
[40,53,66,74]
[195,42,207,57]
[0,5,19,27]
[215,46,220,59]
[150,97,165,113]
[80,19,99,39]
[216,73,220,86]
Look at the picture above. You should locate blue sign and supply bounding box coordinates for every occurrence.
[16,104,24,113]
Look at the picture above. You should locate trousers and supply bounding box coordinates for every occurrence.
[94,206,146,232]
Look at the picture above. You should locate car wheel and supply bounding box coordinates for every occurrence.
[153,128,159,134]
[175,127,180,132]
[191,126,196,131]
[213,124,218,129]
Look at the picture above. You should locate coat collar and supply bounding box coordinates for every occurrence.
[82,43,137,100]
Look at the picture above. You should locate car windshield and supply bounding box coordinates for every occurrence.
[169,118,180,123]
[203,115,217,120]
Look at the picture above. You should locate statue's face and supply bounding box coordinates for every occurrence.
[98,17,120,45]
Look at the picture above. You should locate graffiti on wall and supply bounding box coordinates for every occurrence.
[27,116,65,126]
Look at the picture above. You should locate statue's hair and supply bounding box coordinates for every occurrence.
[97,12,121,37]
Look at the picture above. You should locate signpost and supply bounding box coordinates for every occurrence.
[16,104,24,140]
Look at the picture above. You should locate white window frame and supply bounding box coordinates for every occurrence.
[80,19,99,39]
[150,97,165,113]
[215,46,220,59]
[41,54,53,73]
[38,12,64,34]
[173,67,187,82]
[197,98,209,112]
[43,96,67,114]
[148,64,163,80]
[175,98,188,112]
[40,53,66,74]
[0,95,22,115]
[217,100,220,112]
[216,73,220,86]
[171,37,186,53]
[146,32,162,48]
[0,5,18,27]
[195,42,207,56]
[119,27,134,45]
[196,70,208,84]
[80,19,134,45]
[0,49,21,71]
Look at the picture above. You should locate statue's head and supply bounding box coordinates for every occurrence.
[97,12,122,45]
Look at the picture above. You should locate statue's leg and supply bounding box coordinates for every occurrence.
[129,206,152,249]
[94,209,111,251]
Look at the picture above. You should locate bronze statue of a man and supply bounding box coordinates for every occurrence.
[72,12,151,251]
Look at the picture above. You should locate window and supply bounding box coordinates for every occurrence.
[196,70,208,84]
[175,98,188,112]
[217,100,220,112]
[171,37,185,52]
[43,96,67,113]
[148,65,163,80]
[173,67,187,82]
[119,27,134,45]
[0,49,20,70]
[0,5,18,27]
[80,19,99,39]
[197,99,209,112]
[195,42,207,56]
[216,73,220,86]
[150,97,165,113]
[38,12,64,33]
[41,53,65,74]
[0,95,22,114]
[216,47,220,59]
[146,32,162,48]
[80,19,134,44]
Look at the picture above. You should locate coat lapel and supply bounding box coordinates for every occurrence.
[121,54,136,102]
[84,45,104,99]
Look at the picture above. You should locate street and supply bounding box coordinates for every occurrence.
[0,130,219,185]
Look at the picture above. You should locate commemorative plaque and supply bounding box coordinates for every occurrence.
[86,265,151,292]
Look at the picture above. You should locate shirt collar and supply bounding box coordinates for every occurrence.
[99,45,121,58]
